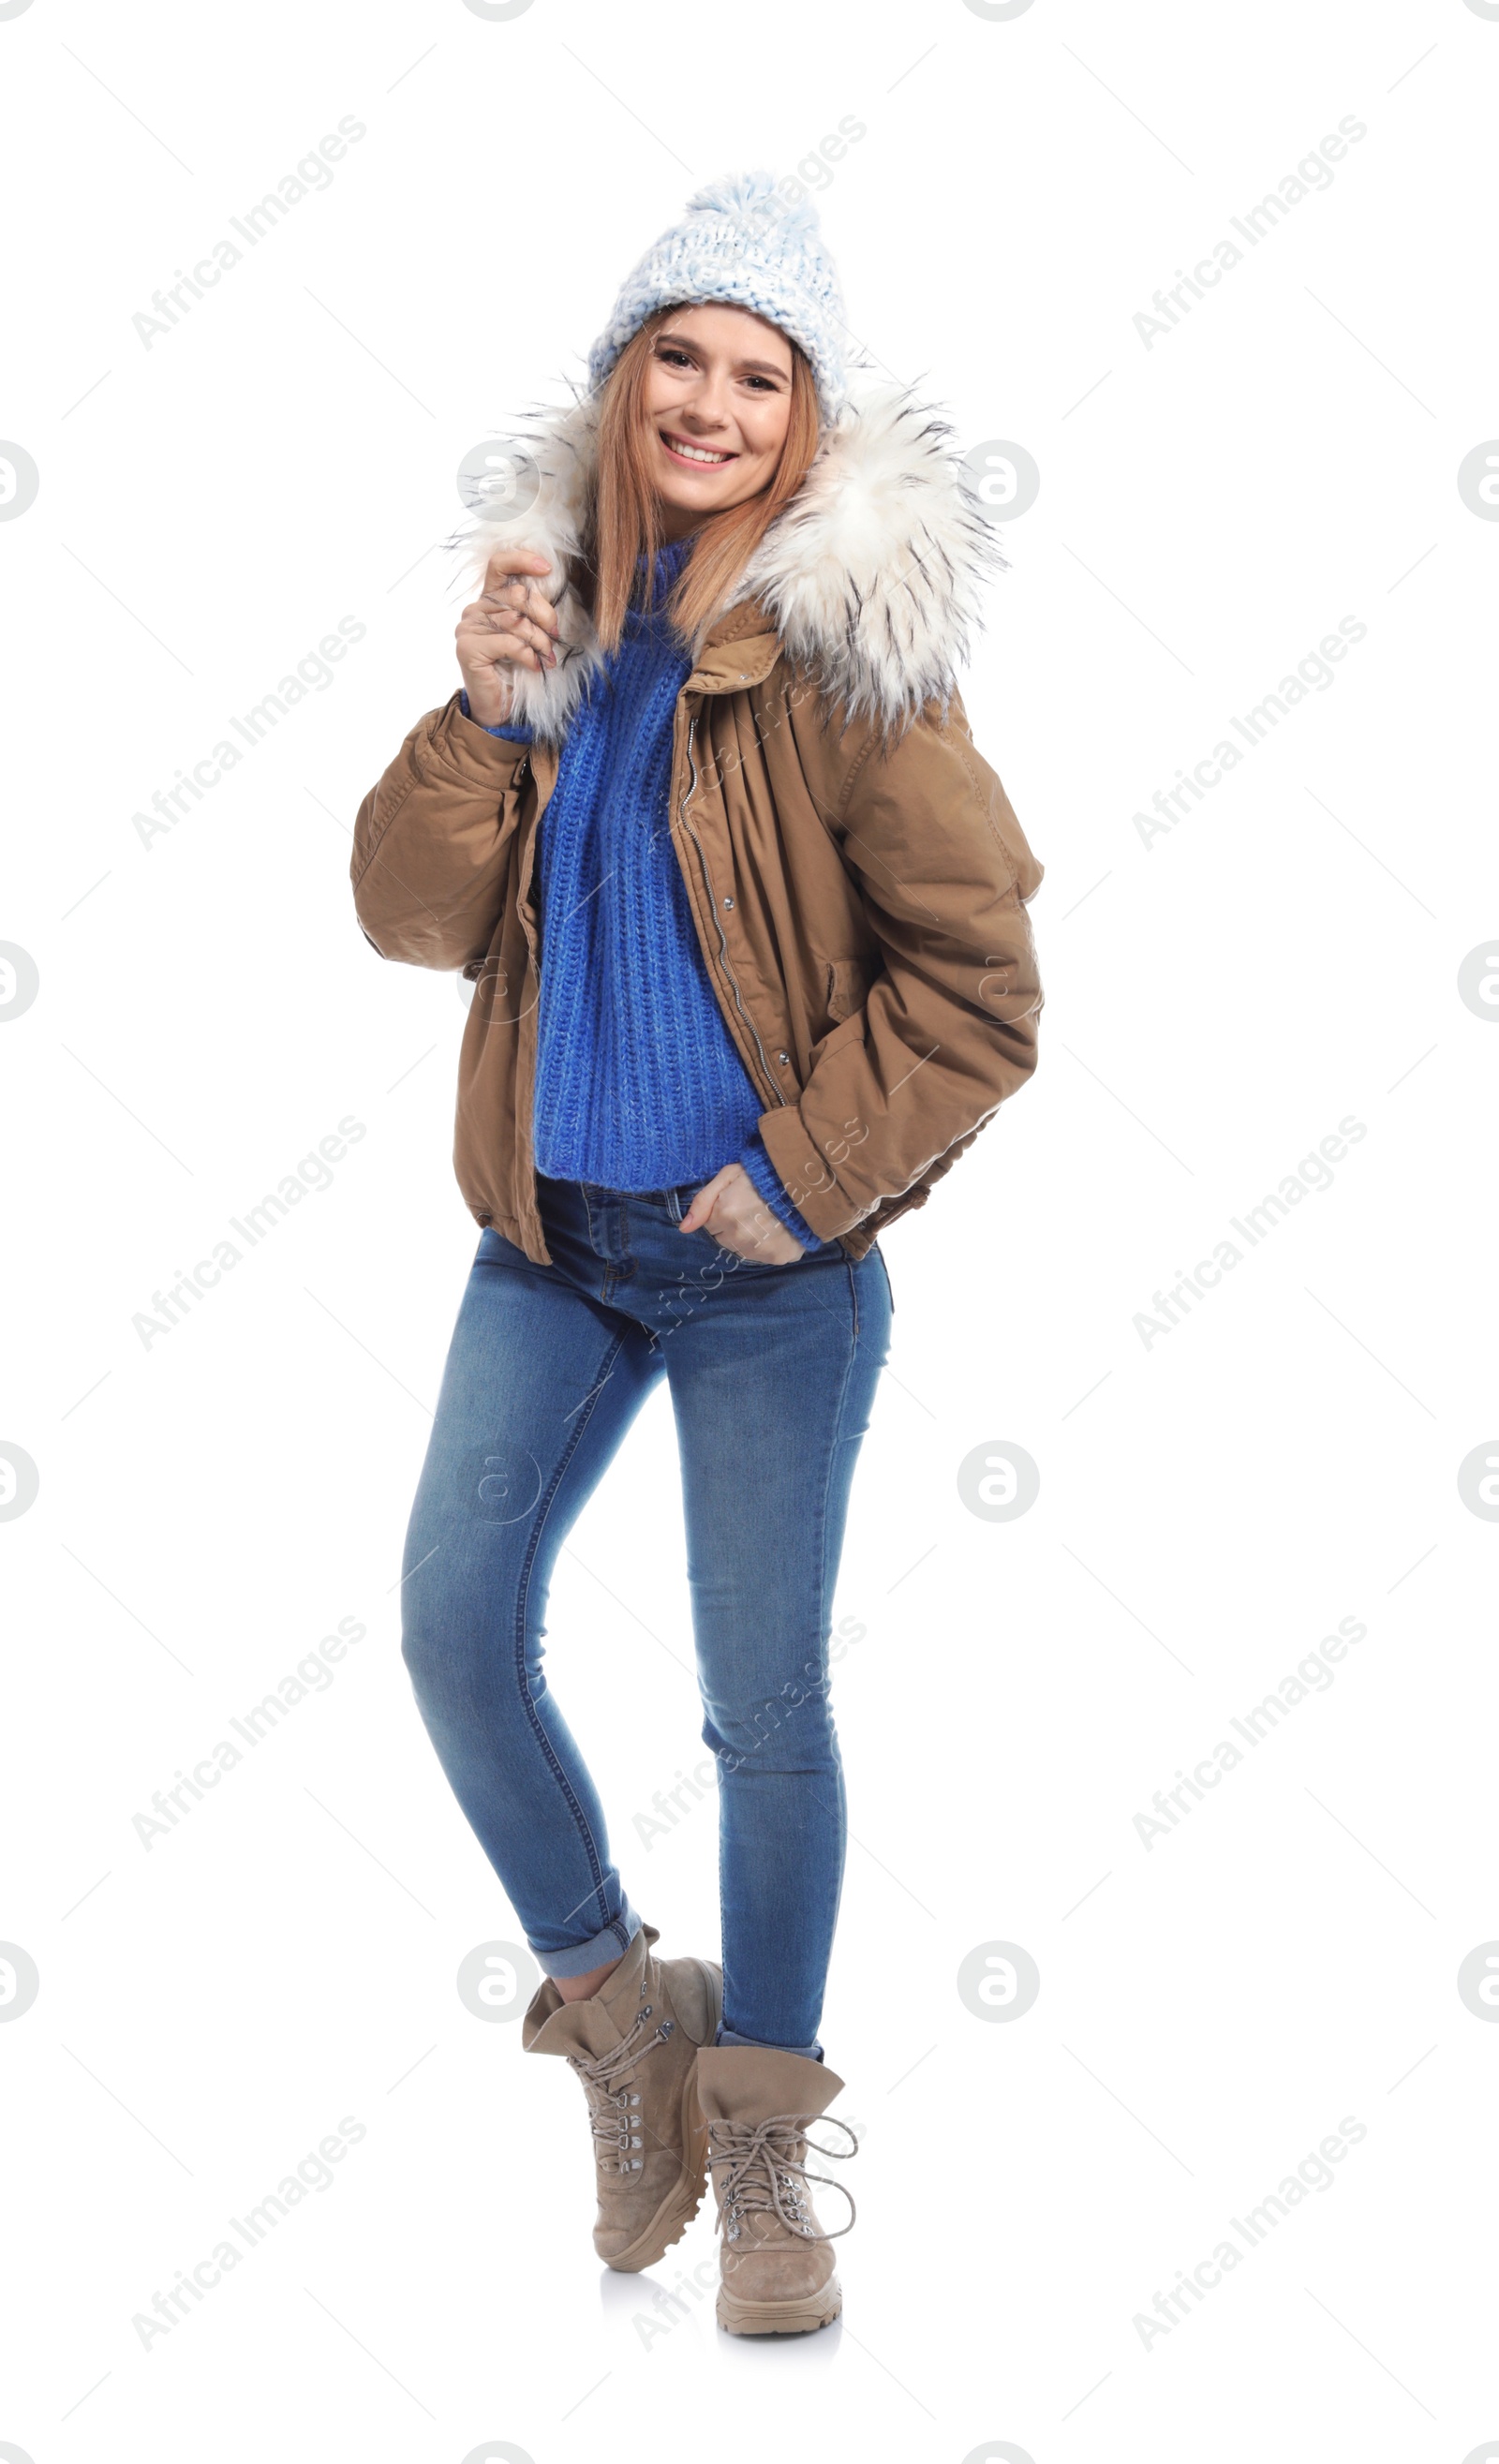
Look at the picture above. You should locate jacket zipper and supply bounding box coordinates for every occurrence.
[678,706,787,1108]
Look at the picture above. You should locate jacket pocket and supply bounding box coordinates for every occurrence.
[824,954,878,1022]
[806,1007,868,1073]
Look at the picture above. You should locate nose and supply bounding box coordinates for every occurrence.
[680,367,732,432]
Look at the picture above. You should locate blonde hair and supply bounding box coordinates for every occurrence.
[583,304,823,657]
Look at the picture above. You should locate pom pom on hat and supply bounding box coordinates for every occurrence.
[586,168,850,421]
[682,167,824,243]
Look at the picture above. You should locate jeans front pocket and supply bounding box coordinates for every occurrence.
[693,1230,787,1276]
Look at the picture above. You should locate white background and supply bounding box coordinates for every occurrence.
[3,1,1497,2458]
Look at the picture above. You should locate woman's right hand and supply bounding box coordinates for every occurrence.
[456,547,559,727]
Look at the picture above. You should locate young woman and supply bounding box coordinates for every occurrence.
[352,171,1044,2336]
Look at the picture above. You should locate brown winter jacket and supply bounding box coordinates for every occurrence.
[352,382,1045,1264]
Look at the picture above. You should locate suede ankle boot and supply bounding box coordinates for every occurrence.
[695,2043,857,2335]
[522,1924,721,2272]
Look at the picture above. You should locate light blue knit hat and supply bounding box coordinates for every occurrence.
[586,169,849,422]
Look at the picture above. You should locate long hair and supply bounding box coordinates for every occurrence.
[584,305,823,657]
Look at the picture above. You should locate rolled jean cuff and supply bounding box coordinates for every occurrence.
[716,2023,824,2063]
[533,1899,641,1981]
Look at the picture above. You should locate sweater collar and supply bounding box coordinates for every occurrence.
[631,531,693,605]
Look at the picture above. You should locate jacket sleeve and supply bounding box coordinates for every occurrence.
[756,696,1044,1244]
[351,691,532,971]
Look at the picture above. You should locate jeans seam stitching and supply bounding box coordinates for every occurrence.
[805,1264,862,2021]
[512,1328,631,1943]
[722,1263,860,2051]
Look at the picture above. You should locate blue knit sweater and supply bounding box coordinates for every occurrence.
[461,538,824,1252]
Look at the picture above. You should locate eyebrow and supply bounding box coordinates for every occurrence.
[654,329,791,379]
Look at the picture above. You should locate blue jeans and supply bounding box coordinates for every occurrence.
[399,1175,892,2060]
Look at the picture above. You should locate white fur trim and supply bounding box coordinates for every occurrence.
[451,377,1002,741]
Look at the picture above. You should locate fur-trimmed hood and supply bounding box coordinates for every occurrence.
[453,379,1003,742]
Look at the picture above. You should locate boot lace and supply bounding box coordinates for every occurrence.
[706,2113,858,2244]
[568,2001,675,2175]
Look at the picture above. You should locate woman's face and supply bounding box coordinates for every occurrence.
[642,304,796,536]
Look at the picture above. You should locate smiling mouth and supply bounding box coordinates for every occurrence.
[660,432,736,468]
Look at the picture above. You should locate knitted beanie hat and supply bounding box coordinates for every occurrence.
[586,169,849,422]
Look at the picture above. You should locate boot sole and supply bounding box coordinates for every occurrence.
[717,2279,842,2336]
[600,1959,722,2275]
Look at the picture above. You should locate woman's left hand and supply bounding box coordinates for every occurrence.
[679,1165,806,1264]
